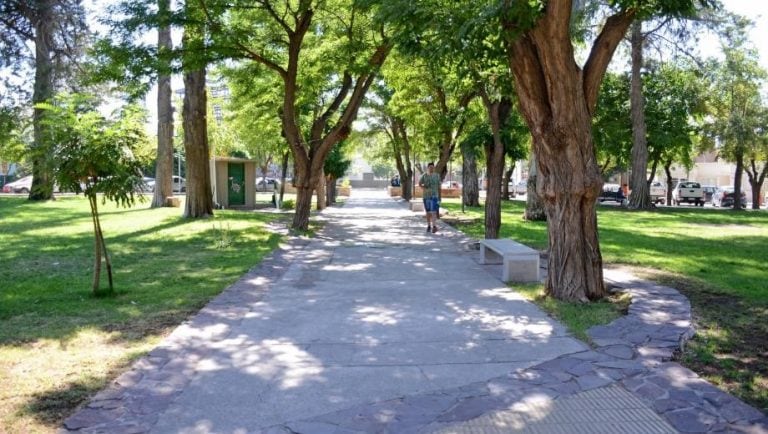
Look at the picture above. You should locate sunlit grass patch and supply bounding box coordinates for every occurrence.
[0,196,285,432]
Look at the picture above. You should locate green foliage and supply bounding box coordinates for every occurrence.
[91,0,184,98]
[595,64,705,176]
[282,199,295,210]
[594,72,632,174]
[702,16,767,164]
[0,0,88,81]
[645,63,706,171]
[459,108,529,163]
[40,94,150,205]
[324,141,352,180]
[0,104,28,164]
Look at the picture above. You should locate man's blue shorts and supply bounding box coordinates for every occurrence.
[423,196,440,212]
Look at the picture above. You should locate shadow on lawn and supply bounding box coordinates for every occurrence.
[23,377,107,427]
[0,211,285,345]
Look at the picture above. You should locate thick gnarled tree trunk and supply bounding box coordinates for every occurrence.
[628,21,652,210]
[152,1,174,208]
[506,4,635,301]
[182,68,214,218]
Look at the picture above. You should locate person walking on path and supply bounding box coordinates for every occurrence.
[419,162,441,233]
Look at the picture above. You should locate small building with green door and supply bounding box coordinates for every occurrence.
[210,157,258,208]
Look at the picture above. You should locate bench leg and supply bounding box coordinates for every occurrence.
[502,255,540,282]
[480,245,503,264]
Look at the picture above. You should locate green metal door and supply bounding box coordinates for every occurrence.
[228,163,245,206]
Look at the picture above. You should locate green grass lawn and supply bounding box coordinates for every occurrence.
[442,199,768,412]
[0,196,285,433]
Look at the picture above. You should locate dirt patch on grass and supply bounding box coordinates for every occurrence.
[630,266,768,413]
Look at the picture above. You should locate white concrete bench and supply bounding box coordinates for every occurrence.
[479,239,540,282]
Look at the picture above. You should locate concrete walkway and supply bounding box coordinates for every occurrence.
[156,189,585,432]
[61,189,765,433]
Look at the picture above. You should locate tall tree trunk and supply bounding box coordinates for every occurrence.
[315,167,326,210]
[664,159,674,205]
[648,157,659,184]
[462,143,480,207]
[524,156,546,221]
[182,3,213,218]
[291,156,326,229]
[400,173,413,201]
[182,67,214,218]
[279,150,289,204]
[152,1,174,208]
[391,117,414,201]
[502,165,514,200]
[746,159,767,210]
[749,179,762,209]
[628,21,652,209]
[293,185,314,230]
[481,96,511,239]
[326,176,337,204]
[733,152,744,210]
[29,0,55,201]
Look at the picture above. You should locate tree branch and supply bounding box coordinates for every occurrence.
[583,9,637,114]
[507,34,551,131]
[255,0,294,36]
[542,0,573,41]
[310,72,353,143]
[0,15,34,40]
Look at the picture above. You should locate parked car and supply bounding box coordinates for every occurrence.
[712,186,747,208]
[1,175,32,193]
[442,180,461,189]
[672,181,704,206]
[701,185,717,203]
[256,177,278,190]
[138,177,154,192]
[146,176,186,193]
[649,181,666,204]
[598,183,626,204]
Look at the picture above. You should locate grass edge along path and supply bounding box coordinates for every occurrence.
[0,196,288,433]
[512,283,630,343]
[441,198,768,413]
